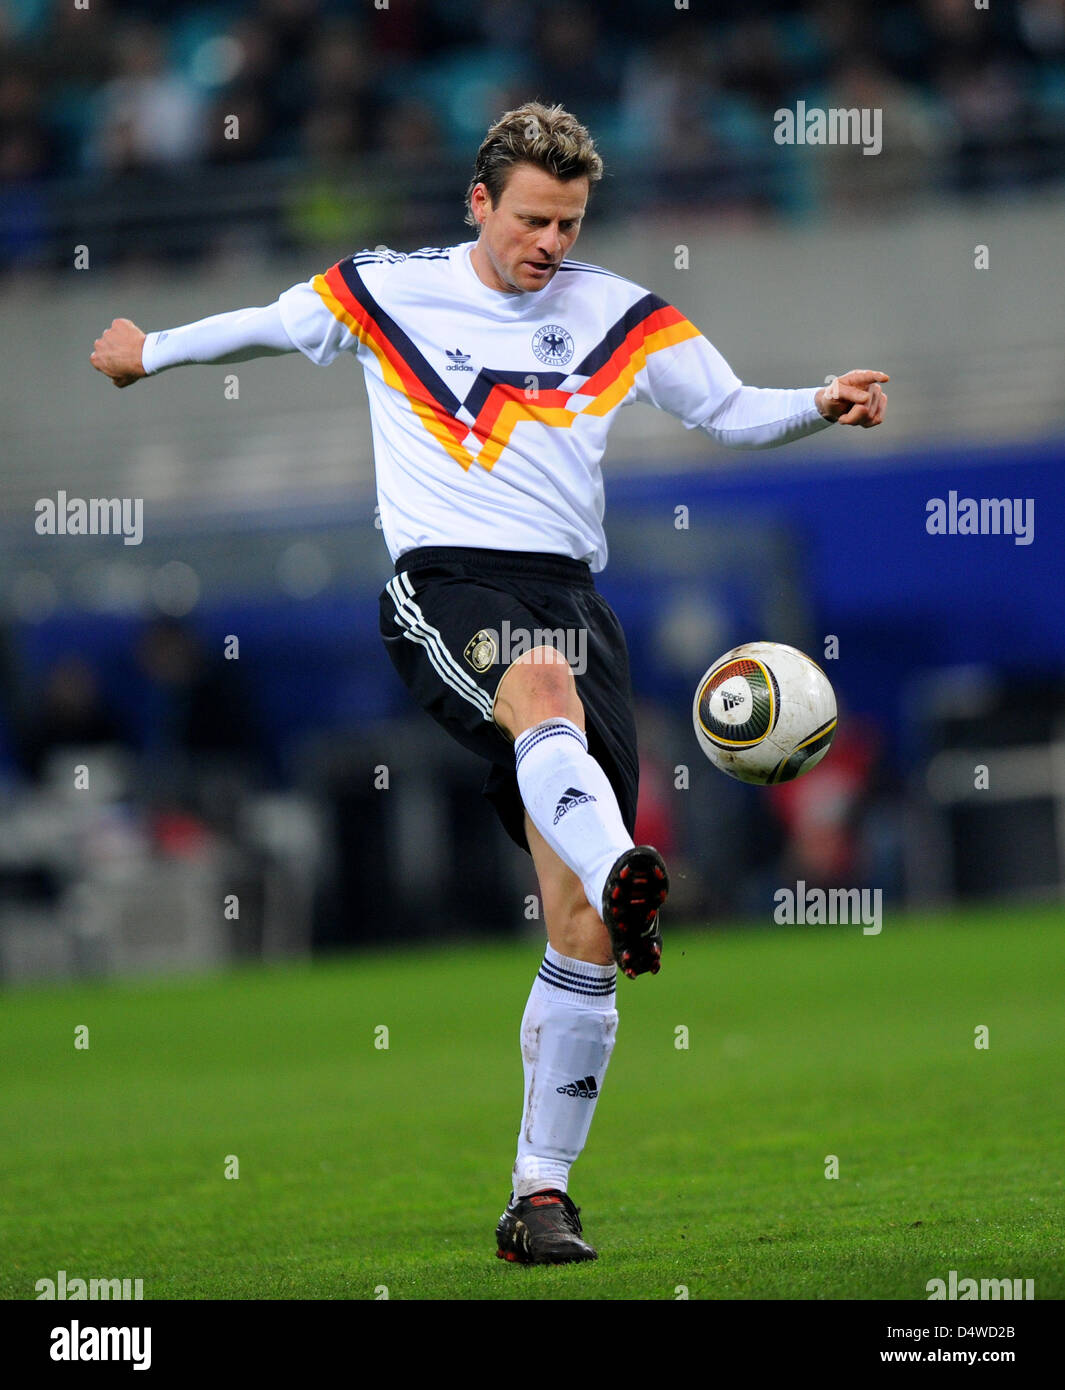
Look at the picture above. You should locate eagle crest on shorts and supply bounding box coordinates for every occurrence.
[463,629,497,673]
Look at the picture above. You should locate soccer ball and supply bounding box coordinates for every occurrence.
[692,641,837,784]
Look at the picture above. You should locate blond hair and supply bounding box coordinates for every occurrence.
[465,102,603,227]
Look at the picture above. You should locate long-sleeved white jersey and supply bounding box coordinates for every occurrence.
[142,241,833,571]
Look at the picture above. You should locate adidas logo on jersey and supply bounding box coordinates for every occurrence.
[445,347,474,371]
[556,1075,599,1099]
[553,787,597,824]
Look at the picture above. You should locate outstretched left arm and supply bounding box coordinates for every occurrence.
[814,370,889,427]
[699,368,890,448]
[629,305,889,447]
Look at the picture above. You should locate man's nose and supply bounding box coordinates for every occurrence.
[538,226,564,259]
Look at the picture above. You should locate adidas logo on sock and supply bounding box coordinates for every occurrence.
[553,787,597,825]
[556,1075,599,1099]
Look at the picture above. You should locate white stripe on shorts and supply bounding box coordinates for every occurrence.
[386,572,494,721]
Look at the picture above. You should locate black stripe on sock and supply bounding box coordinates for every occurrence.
[537,965,616,997]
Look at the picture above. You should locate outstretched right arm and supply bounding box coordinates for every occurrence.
[91,258,379,389]
[90,301,299,389]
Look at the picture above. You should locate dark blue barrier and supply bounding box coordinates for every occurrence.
[7,438,1061,778]
[600,437,1064,746]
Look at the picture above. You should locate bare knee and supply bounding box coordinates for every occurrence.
[494,646,582,740]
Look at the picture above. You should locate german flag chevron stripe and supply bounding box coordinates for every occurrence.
[313,265,702,472]
[314,261,476,471]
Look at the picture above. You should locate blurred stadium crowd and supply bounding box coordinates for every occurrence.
[3,0,1065,267]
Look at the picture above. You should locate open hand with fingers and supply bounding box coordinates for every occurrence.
[815,369,889,427]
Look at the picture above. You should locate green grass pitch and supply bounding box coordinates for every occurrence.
[2,903,1062,1301]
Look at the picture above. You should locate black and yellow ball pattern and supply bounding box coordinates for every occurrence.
[697,657,780,749]
[769,717,838,783]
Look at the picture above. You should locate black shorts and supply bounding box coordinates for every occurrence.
[379,547,639,852]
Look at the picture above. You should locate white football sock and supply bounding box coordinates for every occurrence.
[514,717,634,917]
[512,945,618,1198]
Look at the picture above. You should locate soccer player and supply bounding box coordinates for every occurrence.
[90,102,888,1266]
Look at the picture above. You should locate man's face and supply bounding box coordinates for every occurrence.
[469,162,588,295]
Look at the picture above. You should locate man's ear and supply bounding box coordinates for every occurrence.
[471,182,493,225]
